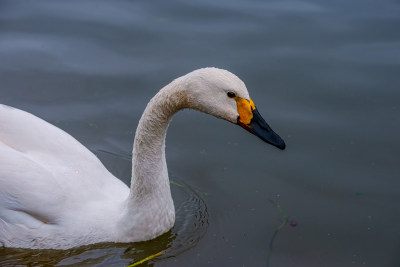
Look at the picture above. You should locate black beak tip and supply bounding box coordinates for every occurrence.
[265,134,286,150]
[277,140,286,150]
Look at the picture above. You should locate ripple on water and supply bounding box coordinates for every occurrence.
[0,177,209,266]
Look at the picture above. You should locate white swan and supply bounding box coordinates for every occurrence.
[0,68,285,249]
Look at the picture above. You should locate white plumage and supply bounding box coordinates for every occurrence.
[0,68,284,249]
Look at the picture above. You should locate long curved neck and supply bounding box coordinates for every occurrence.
[131,81,186,199]
[130,78,187,198]
[117,78,188,241]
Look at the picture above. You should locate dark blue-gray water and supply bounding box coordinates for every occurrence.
[1,0,400,266]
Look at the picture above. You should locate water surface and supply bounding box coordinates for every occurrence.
[1,0,400,266]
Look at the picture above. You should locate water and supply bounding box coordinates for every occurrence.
[1,0,399,266]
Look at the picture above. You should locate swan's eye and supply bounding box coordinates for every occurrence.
[227,91,236,98]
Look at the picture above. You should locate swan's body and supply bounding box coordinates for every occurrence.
[0,68,285,249]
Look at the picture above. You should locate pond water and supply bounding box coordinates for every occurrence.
[1,0,400,266]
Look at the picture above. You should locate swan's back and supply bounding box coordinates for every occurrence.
[0,104,127,191]
[0,104,107,180]
[0,105,129,247]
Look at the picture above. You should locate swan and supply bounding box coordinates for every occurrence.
[0,68,285,249]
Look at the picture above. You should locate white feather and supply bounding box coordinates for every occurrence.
[0,68,250,249]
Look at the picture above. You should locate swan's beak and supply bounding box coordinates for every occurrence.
[236,98,286,150]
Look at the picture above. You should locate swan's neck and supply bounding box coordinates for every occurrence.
[131,78,187,197]
[118,78,188,241]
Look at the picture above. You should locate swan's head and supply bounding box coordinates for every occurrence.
[183,67,286,150]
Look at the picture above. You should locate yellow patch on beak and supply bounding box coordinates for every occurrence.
[236,97,255,125]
